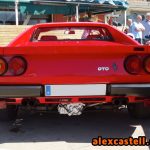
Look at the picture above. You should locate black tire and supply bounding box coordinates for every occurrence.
[0,105,18,121]
[127,103,150,119]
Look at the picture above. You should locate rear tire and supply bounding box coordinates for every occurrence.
[127,103,150,118]
[0,105,18,121]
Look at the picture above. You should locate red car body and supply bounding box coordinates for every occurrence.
[0,22,150,118]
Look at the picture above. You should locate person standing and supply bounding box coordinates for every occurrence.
[123,19,135,39]
[127,19,134,33]
[142,13,150,43]
[124,19,132,34]
[132,15,145,44]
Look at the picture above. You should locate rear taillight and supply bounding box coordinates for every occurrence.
[124,55,142,75]
[8,56,27,76]
[0,58,7,75]
[144,56,150,73]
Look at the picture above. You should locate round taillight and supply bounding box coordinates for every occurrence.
[144,56,150,73]
[8,56,27,76]
[124,55,142,75]
[0,58,7,75]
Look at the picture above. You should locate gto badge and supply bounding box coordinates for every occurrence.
[98,67,110,71]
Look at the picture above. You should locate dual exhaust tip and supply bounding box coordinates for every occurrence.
[112,97,128,106]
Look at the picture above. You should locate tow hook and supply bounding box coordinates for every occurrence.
[57,103,85,116]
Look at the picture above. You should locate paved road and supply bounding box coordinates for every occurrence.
[0,110,149,150]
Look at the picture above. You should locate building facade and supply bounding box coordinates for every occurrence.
[127,0,150,20]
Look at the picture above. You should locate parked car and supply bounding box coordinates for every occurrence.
[0,22,150,120]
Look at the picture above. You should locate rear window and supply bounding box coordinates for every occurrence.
[31,27,113,42]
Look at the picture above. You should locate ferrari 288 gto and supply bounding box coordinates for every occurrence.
[0,22,150,120]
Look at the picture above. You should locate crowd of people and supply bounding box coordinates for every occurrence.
[68,11,150,45]
[126,13,150,45]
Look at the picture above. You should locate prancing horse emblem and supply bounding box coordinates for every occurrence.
[112,63,118,72]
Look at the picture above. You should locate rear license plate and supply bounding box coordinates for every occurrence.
[45,84,106,96]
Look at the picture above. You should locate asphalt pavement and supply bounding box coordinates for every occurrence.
[0,110,149,150]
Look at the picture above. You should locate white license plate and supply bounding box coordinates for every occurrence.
[45,84,106,96]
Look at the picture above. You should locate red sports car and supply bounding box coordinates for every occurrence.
[0,22,150,120]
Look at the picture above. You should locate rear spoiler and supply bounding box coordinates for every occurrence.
[1,45,150,55]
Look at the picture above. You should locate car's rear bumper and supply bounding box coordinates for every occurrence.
[0,86,42,98]
[0,84,150,98]
[110,84,150,97]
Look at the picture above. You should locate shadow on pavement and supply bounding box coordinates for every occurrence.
[0,110,149,144]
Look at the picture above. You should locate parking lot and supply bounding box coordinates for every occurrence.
[0,110,149,150]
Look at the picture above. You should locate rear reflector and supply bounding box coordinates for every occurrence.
[124,55,142,75]
[8,56,27,76]
[0,58,7,76]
